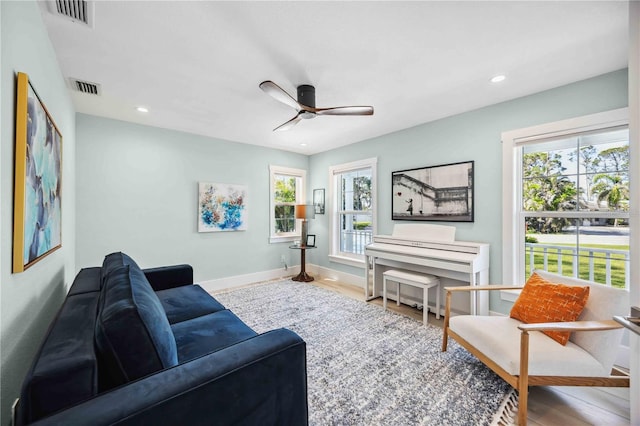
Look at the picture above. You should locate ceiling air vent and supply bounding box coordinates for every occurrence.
[47,0,94,27]
[70,78,101,95]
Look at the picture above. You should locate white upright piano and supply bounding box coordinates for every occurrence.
[364,224,490,315]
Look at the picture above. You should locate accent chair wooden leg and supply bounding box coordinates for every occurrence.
[518,330,530,426]
[441,289,451,352]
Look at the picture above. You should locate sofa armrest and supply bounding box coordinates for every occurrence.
[29,329,307,426]
[143,264,193,291]
[518,319,623,333]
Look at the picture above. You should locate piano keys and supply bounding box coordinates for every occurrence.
[364,223,490,315]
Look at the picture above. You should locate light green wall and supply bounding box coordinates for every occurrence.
[308,69,628,313]
[76,71,628,301]
[75,114,309,281]
[0,2,629,422]
[0,1,76,423]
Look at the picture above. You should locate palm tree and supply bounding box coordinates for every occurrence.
[591,173,629,225]
[522,152,578,233]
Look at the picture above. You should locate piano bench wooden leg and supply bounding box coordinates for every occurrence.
[435,284,441,320]
[423,286,429,325]
[383,275,388,310]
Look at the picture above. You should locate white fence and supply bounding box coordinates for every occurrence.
[341,230,373,255]
[525,243,629,289]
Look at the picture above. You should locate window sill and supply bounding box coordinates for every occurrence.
[500,289,521,303]
[328,254,365,269]
[269,235,301,244]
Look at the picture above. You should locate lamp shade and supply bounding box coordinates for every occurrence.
[295,204,315,220]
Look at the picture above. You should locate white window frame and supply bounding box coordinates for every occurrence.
[501,108,629,292]
[269,165,307,244]
[328,157,377,268]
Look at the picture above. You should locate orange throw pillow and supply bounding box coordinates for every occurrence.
[510,272,590,345]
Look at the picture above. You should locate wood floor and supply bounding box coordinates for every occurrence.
[309,277,631,426]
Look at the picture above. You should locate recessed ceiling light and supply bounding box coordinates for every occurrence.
[300,143,307,147]
[136,106,149,113]
[490,75,506,83]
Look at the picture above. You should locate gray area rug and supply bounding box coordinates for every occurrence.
[214,280,515,425]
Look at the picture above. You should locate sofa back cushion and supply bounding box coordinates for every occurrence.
[95,265,178,388]
[100,251,140,287]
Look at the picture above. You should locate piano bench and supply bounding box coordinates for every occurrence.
[382,269,440,325]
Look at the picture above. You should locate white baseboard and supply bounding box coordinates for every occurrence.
[306,263,365,288]
[200,265,514,318]
[199,266,300,293]
[198,263,364,293]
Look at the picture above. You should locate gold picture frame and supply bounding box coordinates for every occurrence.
[13,72,63,272]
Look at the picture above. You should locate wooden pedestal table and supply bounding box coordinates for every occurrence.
[289,245,316,282]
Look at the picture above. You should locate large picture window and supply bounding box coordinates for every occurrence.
[503,109,629,289]
[328,158,377,266]
[269,165,306,243]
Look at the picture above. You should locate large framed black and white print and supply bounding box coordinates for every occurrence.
[392,161,474,222]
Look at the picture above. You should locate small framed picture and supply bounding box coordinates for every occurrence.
[313,188,325,214]
[306,234,316,247]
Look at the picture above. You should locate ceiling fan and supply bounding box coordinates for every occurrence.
[259,80,374,131]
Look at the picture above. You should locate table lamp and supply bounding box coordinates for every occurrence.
[295,204,315,246]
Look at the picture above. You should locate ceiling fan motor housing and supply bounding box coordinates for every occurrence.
[297,85,316,108]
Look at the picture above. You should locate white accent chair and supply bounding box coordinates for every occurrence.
[441,270,630,425]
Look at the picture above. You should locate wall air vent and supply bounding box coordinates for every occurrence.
[47,0,94,28]
[70,78,101,95]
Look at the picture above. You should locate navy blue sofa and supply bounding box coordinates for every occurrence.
[15,252,308,425]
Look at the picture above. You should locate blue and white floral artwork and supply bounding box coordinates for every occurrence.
[198,182,247,232]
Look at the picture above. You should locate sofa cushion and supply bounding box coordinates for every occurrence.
[510,272,590,345]
[100,251,141,288]
[172,310,257,363]
[95,265,178,387]
[449,316,607,377]
[156,284,226,324]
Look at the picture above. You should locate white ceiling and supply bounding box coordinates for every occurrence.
[39,1,629,155]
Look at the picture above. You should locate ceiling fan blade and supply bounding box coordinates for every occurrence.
[314,106,374,116]
[259,80,301,111]
[273,115,301,131]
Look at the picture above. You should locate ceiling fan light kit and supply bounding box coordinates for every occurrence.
[259,80,373,131]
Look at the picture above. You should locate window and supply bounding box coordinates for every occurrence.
[269,165,306,243]
[502,109,629,289]
[328,158,377,267]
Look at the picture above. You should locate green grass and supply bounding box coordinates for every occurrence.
[524,243,629,289]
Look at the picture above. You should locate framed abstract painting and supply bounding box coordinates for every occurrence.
[13,72,63,272]
[198,182,248,232]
